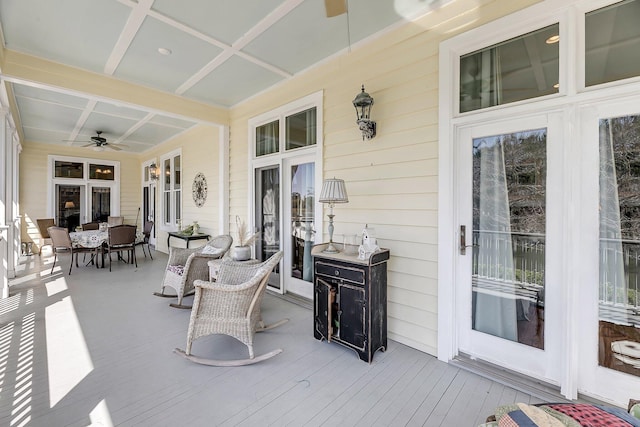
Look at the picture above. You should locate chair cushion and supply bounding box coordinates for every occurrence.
[167,265,185,276]
[200,245,224,256]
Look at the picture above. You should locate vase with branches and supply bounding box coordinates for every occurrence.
[233,216,259,261]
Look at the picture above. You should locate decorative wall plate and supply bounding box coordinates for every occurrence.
[192,172,207,207]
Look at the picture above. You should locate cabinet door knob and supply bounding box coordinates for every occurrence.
[335,270,340,276]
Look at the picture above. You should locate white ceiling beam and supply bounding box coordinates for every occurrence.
[67,99,98,145]
[104,0,155,75]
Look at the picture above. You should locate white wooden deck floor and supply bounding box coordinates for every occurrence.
[0,249,545,427]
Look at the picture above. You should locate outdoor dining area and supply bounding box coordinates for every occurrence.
[36,216,153,273]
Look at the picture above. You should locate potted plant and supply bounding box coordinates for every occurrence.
[233,216,259,261]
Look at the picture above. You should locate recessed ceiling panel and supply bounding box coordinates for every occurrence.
[22,128,73,146]
[15,97,83,133]
[183,56,284,107]
[93,102,149,120]
[12,84,90,109]
[80,112,138,140]
[242,0,349,74]
[0,0,130,74]
[148,114,197,129]
[114,16,223,93]
[128,122,187,144]
[152,0,283,45]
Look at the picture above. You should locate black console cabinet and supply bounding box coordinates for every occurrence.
[312,243,390,363]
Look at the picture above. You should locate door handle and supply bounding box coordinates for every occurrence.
[459,225,478,255]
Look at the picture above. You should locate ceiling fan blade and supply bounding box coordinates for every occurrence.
[81,143,94,148]
[324,0,347,17]
[107,144,123,151]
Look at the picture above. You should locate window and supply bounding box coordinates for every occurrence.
[253,104,318,158]
[161,150,181,228]
[459,24,560,113]
[89,163,115,180]
[585,0,640,86]
[48,155,119,228]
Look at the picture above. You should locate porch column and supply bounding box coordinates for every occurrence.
[1,111,20,280]
[0,108,8,296]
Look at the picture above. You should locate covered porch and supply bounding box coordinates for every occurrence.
[0,251,545,426]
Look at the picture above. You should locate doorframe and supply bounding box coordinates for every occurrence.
[438,0,640,403]
[247,91,324,298]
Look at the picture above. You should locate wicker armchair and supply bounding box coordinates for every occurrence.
[154,234,233,309]
[175,251,285,366]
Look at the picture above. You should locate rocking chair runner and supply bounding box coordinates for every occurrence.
[174,251,286,366]
[154,234,233,309]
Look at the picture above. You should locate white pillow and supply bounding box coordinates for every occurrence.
[200,245,224,255]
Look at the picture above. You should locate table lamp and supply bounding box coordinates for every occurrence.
[319,178,349,253]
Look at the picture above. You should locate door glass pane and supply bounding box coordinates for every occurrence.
[91,187,110,222]
[586,0,640,87]
[255,166,280,288]
[472,129,546,349]
[598,115,640,378]
[54,161,83,178]
[290,163,315,282]
[256,120,279,156]
[460,24,559,113]
[286,108,317,150]
[57,185,81,231]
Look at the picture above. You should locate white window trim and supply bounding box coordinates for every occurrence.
[159,148,182,231]
[47,155,121,222]
[247,91,324,292]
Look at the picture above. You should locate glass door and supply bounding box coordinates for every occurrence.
[456,114,563,385]
[578,100,640,405]
[284,157,317,299]
[56,185,83,231]
[89,186,111,223]
[255,165,281,290]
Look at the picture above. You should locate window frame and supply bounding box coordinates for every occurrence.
[159,149,182,230]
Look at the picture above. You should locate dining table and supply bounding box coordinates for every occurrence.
[70,228,144,268]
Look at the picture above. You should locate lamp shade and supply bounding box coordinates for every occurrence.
[319,178,349,204]
[64,201,75,209]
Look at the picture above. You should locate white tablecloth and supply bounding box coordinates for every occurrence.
[70,229,143,248]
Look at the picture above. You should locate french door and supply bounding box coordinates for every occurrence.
[254,155,319,299]
[456,113,565,386]
[577,99,640,405]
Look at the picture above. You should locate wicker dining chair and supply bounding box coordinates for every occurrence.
[174,251,285,366]
[154,234,233,309]
[105,225,137,271]
[47,226,99,274]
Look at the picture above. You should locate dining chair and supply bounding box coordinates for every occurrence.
[107,216,124,226]
[36,218,55,255]
[81,222,100,230]
[47,226,98,275]
[136,220,154,259]
[105,225,137,271]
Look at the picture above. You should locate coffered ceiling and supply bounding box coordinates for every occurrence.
[0,0,441,153]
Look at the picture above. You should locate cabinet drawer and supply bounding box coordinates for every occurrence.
[315,261,364,285]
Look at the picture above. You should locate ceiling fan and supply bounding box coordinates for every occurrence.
[71,131,125,151]
[325,0,347,17]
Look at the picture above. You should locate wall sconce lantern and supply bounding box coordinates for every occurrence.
[149,163,159,181]
[352,84,376,140]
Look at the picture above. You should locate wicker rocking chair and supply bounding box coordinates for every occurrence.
[153,234,232,309]
[174,251,285,366]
